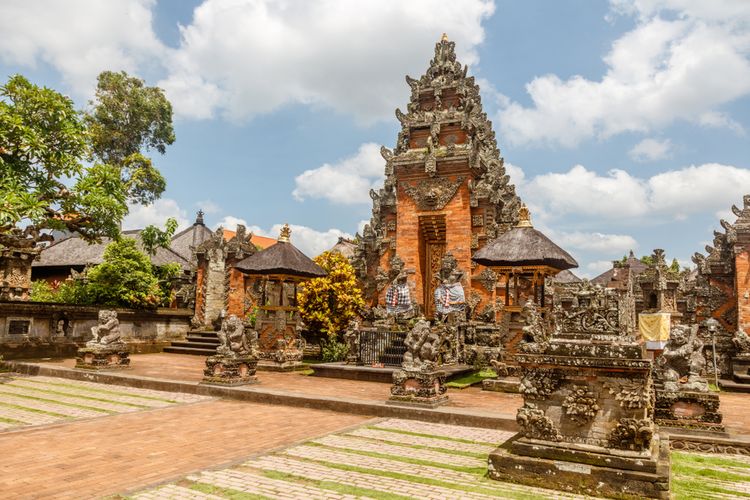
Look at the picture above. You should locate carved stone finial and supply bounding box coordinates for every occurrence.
[516,203,533,228]
[278,223,291,243]
[441,32,449,42]
[195,210,205,226]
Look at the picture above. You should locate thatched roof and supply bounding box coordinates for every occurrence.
[550,269,582,283]
[472,205,578,271]
[591,251,648,286]
[326,237,357,260]
[234,225,326,278]
[33,230,190,270]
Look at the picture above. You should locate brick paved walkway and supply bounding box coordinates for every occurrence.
[132,417,750,500]
[0,396,367,499]
[34,353,750,435]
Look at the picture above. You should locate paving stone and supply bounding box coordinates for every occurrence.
[0,392,105,419]
[373,418,513,444]
[312,434,485,468]
[188,469,362,499]
[348,427,496,454]
[0,384,144,413]
[9,379,174,408]
[133,484,225,499]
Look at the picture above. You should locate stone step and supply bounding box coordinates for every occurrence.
[189,330,219,338]
[185,336,220,345]
[162,346,216,356]
[170,341,217,349]
[734,371,750,383]
[719,378,750,393]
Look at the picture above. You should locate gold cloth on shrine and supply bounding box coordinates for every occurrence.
[638,313,671,341]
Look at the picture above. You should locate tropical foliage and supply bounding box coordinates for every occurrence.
[298,251,364,339]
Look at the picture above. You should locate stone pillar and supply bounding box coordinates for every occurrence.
[0,248,39,301]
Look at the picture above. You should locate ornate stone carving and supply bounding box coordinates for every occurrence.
[519,368,560,400]
[657,324,709,393]
[608,418,654,451]
[471,214,484,227]
[518,301,549,353]
[402,318,448,370]
[216,315,258,358]
[402,176,465,211]
[562,385,600,424]
[88,310,122,346]
[517,403,561,441]
[733,328,750,355]
[603,379,649,409]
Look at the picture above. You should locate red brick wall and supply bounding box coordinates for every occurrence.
[736,249,750,332]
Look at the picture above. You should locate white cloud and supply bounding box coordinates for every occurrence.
[498,2,750,146]
[554,231,638,253]
[293,143,384,204]
[0,0,164,98]
[520,163,750,222]
[213,215,248,231]
[123,198,189,230]
[249,223,352,257]
[581,260,616,279]
[159,0,495,122]
[196,200,221,215]
[628,138,673,162]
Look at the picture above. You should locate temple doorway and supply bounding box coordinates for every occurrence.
[420,215,446,319]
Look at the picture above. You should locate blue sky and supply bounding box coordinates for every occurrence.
[2,0,749,277]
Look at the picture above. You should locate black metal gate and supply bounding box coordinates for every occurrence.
[358,330,407,367]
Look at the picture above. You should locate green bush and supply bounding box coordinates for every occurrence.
[29,281,58,302]
[321,339,349,362]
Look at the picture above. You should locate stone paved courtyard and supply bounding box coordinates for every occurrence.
[132,418,750,500]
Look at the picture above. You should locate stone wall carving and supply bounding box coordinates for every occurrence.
[608,418,654,451]
[517,403,562,441]
[402,176,465,211]
[562,385,600,424]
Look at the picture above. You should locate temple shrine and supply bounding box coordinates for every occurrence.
[353,34,525,322]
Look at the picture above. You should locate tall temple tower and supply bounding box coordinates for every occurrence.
[354,35,522,319]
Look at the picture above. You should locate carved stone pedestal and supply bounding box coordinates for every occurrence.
[202,355,259,386]
[489,334,670,499]
[388,367,448,408]
[482,377,520,393]
[655,390,724,432]
[75,343,130,370]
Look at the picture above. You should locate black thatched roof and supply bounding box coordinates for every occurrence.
[170,220,213,260]
[235,238,326,278]
[33,230,190,270]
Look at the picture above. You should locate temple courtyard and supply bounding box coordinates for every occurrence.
[0,354,748,499]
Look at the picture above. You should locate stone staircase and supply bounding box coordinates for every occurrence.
[163,330,219,356]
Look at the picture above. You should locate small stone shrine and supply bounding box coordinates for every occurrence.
[75,309,130,370]
[202,314,259,386]
[488,302,670,499]
[234,225,326,371]
[388,317,450,407]
[654,323,723,430]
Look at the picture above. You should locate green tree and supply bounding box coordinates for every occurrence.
[298,251,364,339]
[140,217,178,256]
[0,75,127,248]
[85,71,175,205]
[85,238,165,309]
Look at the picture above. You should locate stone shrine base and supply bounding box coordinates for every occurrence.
[482,376,520,393]
[201,355,259,386]
[656,390,724,432]
[387,367,449,408]
[75,344,130,370]
[256,359,305,372]
[488,434,671,499]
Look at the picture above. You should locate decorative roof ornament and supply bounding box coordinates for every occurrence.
[516,204,533,228]
[441,32,449,42]
[195,210,205,226]
[278,223,291,243]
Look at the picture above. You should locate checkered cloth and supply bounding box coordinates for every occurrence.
[386,283,412,314]
[434,282,466,314]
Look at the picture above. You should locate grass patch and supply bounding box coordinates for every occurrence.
[672,475,750,499]
[5,383,152,408]
[672,451,750,470]
[16,378,178,403]
[0,389,115,414]
[306,441,487,475]
[708,383,721,392]
[445,369,498,389]
[0,401,71,419]
[0,415,25,425]
[189,481,272,500]
[365,425,498,447]
[297,369,315,376]
[262,469,413,500]
[290,455,544,499]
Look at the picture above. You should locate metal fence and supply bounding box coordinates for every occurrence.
[358,329,408,367]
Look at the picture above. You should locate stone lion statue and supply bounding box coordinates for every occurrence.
[402,318,446,370]
[658,324,708,393]
[88,309,121,346]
